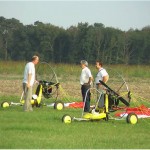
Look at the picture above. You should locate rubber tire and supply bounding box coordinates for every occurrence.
[62,114,72,124]
[126,113,138,124]
[1,101,10,108]
[54,100,64,110]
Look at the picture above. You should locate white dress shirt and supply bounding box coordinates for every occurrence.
[80,67,92,85]
[95,68,108,84]
[23,62,35,86]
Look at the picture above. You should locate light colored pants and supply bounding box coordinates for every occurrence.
[96,84,105,108]
[23,83,33,111]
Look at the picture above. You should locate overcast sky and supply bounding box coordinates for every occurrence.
[0,1,150,31]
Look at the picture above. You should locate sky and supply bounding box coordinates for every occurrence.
[0,1,150,31]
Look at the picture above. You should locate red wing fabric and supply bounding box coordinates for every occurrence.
[68,102,84,108]
[115,105,150,118]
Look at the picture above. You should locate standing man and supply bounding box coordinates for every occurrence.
[95,60,109,108]
[23,55,39,112]
[80,60,93,112]
[95,60,109,88]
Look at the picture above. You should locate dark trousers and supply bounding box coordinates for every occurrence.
[81,84,90,112]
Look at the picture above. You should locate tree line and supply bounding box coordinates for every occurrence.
[0,16,150,64]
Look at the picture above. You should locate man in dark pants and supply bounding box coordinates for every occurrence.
[80,60,93,112]
[81,84,91,112]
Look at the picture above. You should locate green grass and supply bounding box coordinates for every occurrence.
[0,61,26,75]
[0,61,150,79]
[0,105,150,149]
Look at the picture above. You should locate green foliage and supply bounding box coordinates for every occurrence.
[0,17,150,64]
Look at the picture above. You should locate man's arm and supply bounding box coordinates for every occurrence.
[88,76,93,84]
[103,75,109,83]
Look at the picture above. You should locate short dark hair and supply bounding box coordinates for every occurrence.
[96,60,103,66]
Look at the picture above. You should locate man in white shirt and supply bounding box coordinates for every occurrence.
[95,60,109,88]
[95,60,109,108]
[23,55,39,112]
[80,60,93,112]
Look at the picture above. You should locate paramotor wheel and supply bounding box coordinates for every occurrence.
[62,114,72,124]
[126,113,138,124]
[1,101,10,108]
[54,100,64,110]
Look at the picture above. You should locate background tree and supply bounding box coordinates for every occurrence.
[0,16,150,65]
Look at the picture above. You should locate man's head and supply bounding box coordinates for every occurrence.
[32,55,39,65]
[80,60,88,68]
[95,60,103,69]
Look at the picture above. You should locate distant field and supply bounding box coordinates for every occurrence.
[0,61,149,100]
[0,61,150,78]
[0,61,150,149]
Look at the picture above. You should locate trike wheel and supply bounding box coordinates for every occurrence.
[126,113,138,124]
[54,100,64,110]
[1,101,10,108]
[62,114,72,124]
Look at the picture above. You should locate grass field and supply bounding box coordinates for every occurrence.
[0,61,150,149]
[0,105,150,149]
